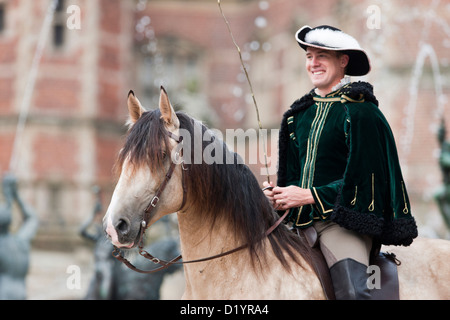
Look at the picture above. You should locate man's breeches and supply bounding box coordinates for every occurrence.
[313,220,372,267]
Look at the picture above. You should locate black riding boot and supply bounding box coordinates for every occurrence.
[329,258,371,300]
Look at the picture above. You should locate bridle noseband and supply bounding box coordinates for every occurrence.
[112,129,288,274]
[112,129,187,273]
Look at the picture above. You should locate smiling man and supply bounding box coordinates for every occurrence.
[263,25,417,299]
[306,48,349,97]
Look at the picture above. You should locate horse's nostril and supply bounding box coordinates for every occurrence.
[115,219,130,235]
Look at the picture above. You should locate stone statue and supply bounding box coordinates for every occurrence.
[80,186,182,300]
[80,186,118,300]
[114,237,182,300]
[435,118,450,230]
[0,173,39,300]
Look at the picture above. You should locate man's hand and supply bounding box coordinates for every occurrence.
[273,185,315,211]
[263,181,315,210]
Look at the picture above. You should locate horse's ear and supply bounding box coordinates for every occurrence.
[159,86,179,129]
[127,90,145,126]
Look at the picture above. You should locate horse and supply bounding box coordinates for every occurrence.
[103,87,450,299]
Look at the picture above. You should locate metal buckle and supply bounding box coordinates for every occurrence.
[139,248,161,265]
[150,195,159,207]
[151,257,161,265]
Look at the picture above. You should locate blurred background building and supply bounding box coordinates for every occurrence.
[0,0,449,298]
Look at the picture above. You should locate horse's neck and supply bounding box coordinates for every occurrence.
[176,208,324,299]
[176,208,252,298]
[176,209,243,262]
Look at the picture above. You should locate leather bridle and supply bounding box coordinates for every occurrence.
[112,129,288,274]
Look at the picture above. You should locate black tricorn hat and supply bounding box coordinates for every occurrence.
[295,25,371,76]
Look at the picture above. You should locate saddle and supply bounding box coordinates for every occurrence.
[296,227,400,300]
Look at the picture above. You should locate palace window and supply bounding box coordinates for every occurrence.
[0,3,5,33]
[136,36,211,122]
[52,0,66,48]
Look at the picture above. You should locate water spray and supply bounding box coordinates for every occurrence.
[8,0,60,173]
[217,0,271,184]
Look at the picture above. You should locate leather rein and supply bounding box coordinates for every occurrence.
[112,129,288,274]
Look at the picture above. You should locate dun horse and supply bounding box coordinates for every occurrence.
[104,88,450,299]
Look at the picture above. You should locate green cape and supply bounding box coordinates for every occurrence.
[277,82,417,246]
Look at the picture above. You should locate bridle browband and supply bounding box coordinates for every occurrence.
[112,128,288,274]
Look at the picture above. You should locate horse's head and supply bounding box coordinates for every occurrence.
[103,87,184,248]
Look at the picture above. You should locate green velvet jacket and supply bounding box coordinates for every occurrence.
[277,81,418,246]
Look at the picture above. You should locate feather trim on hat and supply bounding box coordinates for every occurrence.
[305,27,361,50]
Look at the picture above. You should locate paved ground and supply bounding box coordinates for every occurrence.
[27,247,95,300]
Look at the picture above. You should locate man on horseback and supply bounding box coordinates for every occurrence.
[263,25,418,299]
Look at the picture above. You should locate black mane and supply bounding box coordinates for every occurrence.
[117,110,313,271]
